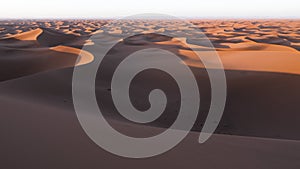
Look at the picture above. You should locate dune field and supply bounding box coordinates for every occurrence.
[0,19,300,168]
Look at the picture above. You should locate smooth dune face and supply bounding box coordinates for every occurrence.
[0,19,300,168]
[0,25,94,81]
[50,46,94,66]
[11,28,43,41]
[177,42,300,74]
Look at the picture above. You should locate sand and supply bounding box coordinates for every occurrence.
[0,19,300,168]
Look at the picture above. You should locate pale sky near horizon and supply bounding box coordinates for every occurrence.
[0,0,299,19]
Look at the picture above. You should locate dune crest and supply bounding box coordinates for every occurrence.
[50,45,94,66]
[177,41,300,75]
[0,27,94,81]
[10,28,43,41]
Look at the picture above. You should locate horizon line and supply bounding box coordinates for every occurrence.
[0,16,300,20]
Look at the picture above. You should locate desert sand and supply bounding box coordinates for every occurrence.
[0,19,300,168]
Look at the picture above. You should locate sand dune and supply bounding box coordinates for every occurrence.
[0,28,93,81]
[180,42,300,75]
[0,19,300,168]
[12,28,43,41]
[37,27,89,47]
[0,29,300,140]
[0,68,300,169]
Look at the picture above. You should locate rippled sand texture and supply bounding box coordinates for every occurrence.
[0,19,300,169]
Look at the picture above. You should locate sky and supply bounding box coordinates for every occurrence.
[0,0,299,19]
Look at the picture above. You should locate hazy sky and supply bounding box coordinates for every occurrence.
[1,0,299,19]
